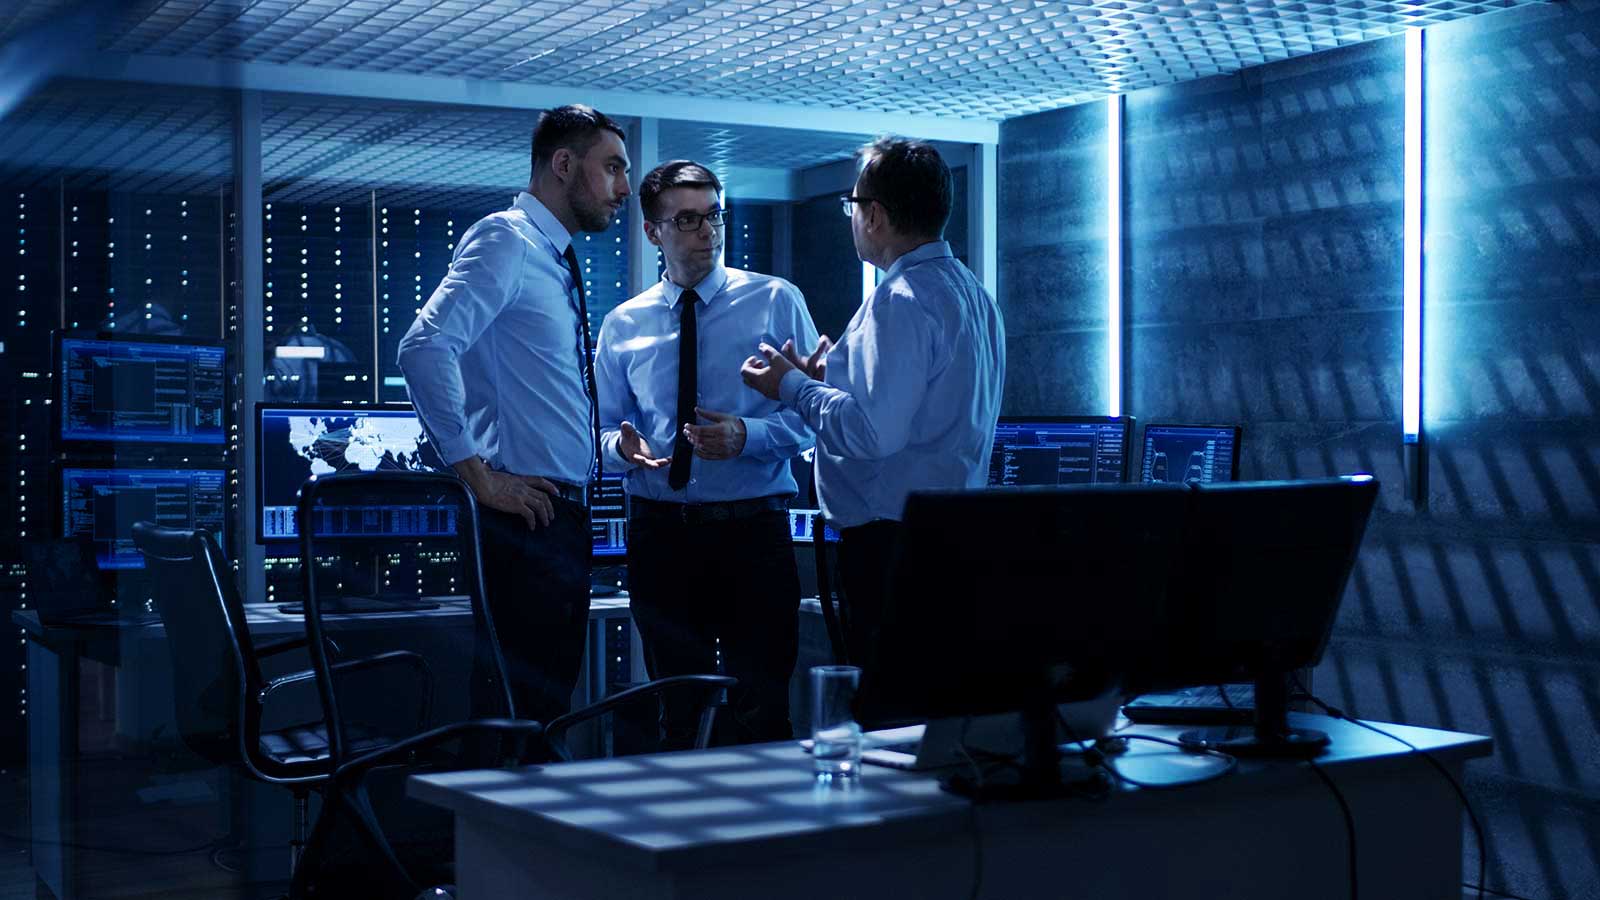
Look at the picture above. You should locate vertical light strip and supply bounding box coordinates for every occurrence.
[861,260,876,305]
[1403,27,1424,443]
[1106,94,1124,418]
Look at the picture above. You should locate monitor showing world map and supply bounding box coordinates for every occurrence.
[256,403,445,542]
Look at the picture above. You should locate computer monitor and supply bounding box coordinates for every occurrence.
[589,473,627,559]
[988,416,1134,486]
[859,483,1192,797]
[56,333,226,446]
[1162,476,1378,756]
[59,467,227,569]
[1139,423,1242,484]
[256,403,445,542]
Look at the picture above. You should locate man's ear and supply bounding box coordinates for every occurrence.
[643,220,662,247]
[550,146,574,182]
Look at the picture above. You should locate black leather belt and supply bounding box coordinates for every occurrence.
[630,495,788,525]
[544,480,586,504]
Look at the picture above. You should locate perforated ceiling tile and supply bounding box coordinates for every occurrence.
[18,0,1552,119]
[658,121,872,170]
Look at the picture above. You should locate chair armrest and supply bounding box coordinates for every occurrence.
[258,650,431,706]
[544,675,736,759]
[257,635,342,660]
[333,718,543,784]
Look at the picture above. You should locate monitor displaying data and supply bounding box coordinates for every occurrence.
[1139,424,1242,485]
[256,404,446,542]
[988,416,1133,486]
[590,474,627,558]
[58,335,226,445]
[60,468,227,569]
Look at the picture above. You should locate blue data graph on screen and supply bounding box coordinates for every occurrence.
[258,405,447,541]
[590,474,627,558]
[989,419,1130,485]
[59,337,226,444]
[61,468,226,569]
[1140,426,1239,484]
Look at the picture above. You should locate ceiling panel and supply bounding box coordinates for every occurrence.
[9,0,1549,121]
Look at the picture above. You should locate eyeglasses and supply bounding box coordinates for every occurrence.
[839,195,888,218]
[654,208,731,232]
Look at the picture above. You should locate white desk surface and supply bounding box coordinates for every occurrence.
[411,713,1491,876]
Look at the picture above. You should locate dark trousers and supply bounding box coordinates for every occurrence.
[477,500,591,729]
[627,508,801,750]
[838,520,905,676]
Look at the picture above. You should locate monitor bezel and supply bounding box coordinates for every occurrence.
[54,461,230,569]
[992,414,1136,484]
[1138,422,1244,483]
[253,400,425,544]
[53,330,230,452]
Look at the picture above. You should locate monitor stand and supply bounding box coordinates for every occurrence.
[937,702,1105,803]
[1177,671,1329,757]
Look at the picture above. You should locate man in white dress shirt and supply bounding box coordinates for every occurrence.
[596,160,820,748]
[398,105,631,727]
[742,137,1006,672]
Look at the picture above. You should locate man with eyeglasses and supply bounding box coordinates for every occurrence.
[595,160,820,749]
[742,137,1006,675]
[398,104,630,729]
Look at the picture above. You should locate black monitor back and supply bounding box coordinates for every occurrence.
[1157,477,1379,688]
[859,483,1191,725]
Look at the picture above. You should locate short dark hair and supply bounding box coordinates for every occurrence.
[855,137,952,239]
[530,105,626,179]
[638,160,723,221]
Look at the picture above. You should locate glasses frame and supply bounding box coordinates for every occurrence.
[840,194,890,218]
[652,208,731,232]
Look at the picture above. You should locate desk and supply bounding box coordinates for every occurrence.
[411,715,1492,900]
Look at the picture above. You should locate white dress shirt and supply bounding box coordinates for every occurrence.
[597,265,819,503]
[397,192,595,485]
[778,240,1006,528]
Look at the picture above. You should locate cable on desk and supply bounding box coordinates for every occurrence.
[1305,755,1358,900]
[1086,733,1237,789]
[1291,673,1491,900]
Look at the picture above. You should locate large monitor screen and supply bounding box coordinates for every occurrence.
[589,474,627,559]
[256,404,445,542]
[988,416,1133,486]
[61,467,227,569]
[58,335,226,445]
[1140,424,1242,485]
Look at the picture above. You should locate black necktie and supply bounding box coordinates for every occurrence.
[561,244,602,481]
[668,288,699,491]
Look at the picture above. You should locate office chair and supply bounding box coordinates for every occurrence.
[543,674,736,761]
[289,472,542,900]
[131,522,377,875]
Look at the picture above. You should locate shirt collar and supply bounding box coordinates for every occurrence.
[662,265,728,309]
[884,240,953,281]
[513,191,573,255]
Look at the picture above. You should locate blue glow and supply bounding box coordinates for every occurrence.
[1106,94,1123,419]
[1403,28,1423,442]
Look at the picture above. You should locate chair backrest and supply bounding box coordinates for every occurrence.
[297,471,516,767]
[131,522,261,766]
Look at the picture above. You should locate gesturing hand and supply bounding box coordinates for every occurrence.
[740,342,795,401]
[618,420,671,469]
[685,408,747,460]
[780,335,831,382]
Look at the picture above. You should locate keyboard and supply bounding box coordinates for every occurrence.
[1123,685,1255,725]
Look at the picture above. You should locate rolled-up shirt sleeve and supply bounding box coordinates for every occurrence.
[397,219,524,465]
[780,294,933,461]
